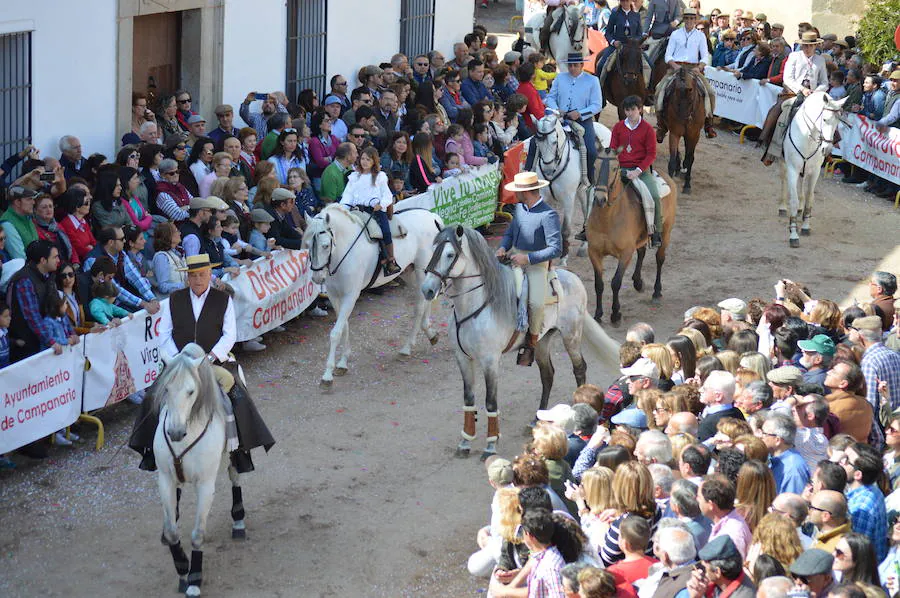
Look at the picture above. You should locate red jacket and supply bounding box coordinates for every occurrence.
[58,215,96,263]
[517,81,545,132]
[610,118,656,172]
[766,54,788,85]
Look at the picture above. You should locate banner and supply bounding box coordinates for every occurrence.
[705,68,780,128]
[81,306,167,411]
[838,114,900,186]
[583,28,609,75]
[500,142,528,205]
[396,163,502,228]
[0,346,84,454]
[228,249,320,340]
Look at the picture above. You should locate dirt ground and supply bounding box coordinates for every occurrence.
[1,4,898,598]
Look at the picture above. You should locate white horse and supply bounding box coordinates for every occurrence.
[302,203,444,385]
[525,4,587,64]
[153,343,245,597]
[530,113,612,264]
[778,92,849,247]
[421,226,620,460]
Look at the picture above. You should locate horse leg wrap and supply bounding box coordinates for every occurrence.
[486,412,500,443]
[169,542,189,576]
[187,550,203,588]
[231,486,245,522]
[462,407,477,441]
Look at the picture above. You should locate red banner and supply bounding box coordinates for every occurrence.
[583,28,608,74]
[499,141,528,205]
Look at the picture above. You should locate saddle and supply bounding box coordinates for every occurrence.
[346,208,408,241]
[646,37,669,67]
[656,68,708,113]
[628,171,670,234]
[512,266,562,306]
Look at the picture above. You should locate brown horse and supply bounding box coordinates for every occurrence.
[600,38,647,120]
[585,148,678,324]
[647,42,669,103]
[660,66,705,194]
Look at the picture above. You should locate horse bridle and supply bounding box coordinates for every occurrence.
[616,43,642,83]
[308,212,373,276]
[593,154,625,208]
[533,115,573,201]
[788,100,848,177]
[163,410,213,484]
[563,9,585,49]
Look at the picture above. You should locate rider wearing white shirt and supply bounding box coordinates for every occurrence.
[655,8,718,140]
[782,47,829,96]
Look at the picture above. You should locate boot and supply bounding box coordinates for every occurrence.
[656,120,667,144]
[704,117,717,139]
[650,232,662,247]
[382,243,401,275]
[139,448,158,472]
[517,333,538,367]
[230,449,254,474]
[574,227,587,241]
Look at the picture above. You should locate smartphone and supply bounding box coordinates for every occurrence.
[39,172,55,182]
[255,93,268,101]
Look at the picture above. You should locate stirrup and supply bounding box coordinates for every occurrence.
[383,259,401,275]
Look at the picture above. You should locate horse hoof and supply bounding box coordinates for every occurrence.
[789,238,800,248]
[333,367,348,376]
[455,447,471,458]
[186,586,201,597]
[232,528,247,541]
[178,579,188,593]
[480,450,497,462]
[428,334,439,346]
[778,209,788,217]
[320,378,333,387]
[593,313,603,323]
[610,313,623,326]
[652,293,662,302]
[633,279,644,292]
[683,186,691,195]
[800,229,811,236]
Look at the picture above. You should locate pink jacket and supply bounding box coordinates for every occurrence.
[308,134,340,174]
[123,196,152,231]
[445,133,487,167]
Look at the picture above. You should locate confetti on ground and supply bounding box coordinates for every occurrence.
[336,408,345,413]
[389,401,397,405]
[391,422,399,427]
[422,359,429,364]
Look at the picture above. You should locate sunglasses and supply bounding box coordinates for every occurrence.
[59,271,76,279]
[809,505,832,514]
[415,62,429,67]
[178,98,192,103]
[175,144,187,150]
[283,128,298,133]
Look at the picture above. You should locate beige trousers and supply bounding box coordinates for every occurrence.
[512,250,550,335]
[212,364,235,393]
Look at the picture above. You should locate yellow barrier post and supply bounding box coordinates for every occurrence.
[739,125,758,144]
[509,15,523,32]
[78,413,105,451]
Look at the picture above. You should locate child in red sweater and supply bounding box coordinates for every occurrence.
[609,94,662,247]
[606,515,658,598]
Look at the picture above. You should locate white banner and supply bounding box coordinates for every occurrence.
[81,305,168,412]
[838,114,900,186]
[228,250,320,340]
[705,68,780,128]
[0,346,84,454]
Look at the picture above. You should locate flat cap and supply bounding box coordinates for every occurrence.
[270,187,295,203]
[503,50,522,63]
[698,535,740,561]
[323,96,342,106]
[7,185,40,200]
[755,13,767,21]
[486,456,514,486]
[718,298,747,318]
[852,315,883,332]
[610,406,648,429]
[771,23,785,29]
[822,33,838,41]
[214,104,233,116]
[363,65,384,77]
[187,114,206,124]
[767,365,804,387]
[250,208,274,223]
[890,70,900,81]
[189,196,228,210]
[790,549,833,576]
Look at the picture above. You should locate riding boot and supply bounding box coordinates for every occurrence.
[562,238,570,258]
[656,119,668,144]
[650,232,662,248]
[383,243,401,275]
[517,333,538,367]
[704,117,718,139]
[230,449,254,474]
[139,448,158,472]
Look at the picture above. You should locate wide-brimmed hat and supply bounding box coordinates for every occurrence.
[834,39,849,48]
[504,171,549,192]
[177,253,221,272]
[561,52,588,64]
[799,31,823,44]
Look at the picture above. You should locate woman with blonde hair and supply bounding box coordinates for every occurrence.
[642,343,674,389]
[739,352,771,380]
[734,367,761,395]
[715,417,752,446]
[567,466,616,554]
[599,461,661,566]
[669,384,703,415]
[745,512,804,573]
[678,327,712,357]
[531,423,576,515]
[807,298,842,343]
[635,388,664,429]
[733,434,768,462]
[577,567,618,598]
[734,460,776,532]
[715,349,741,374]
[670,433,697,463]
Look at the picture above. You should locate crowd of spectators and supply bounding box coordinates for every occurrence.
[469,272,900,598]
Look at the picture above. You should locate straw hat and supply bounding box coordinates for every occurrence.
[799,31,823,44]
[682,8,699,17]
[503,171,549,192]
[177,254,221,272]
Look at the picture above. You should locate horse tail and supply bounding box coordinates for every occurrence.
[580,314,620,370]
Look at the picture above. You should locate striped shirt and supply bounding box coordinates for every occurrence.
[600,507,663,566]
[860,343,900,409]
[527,545,567,598]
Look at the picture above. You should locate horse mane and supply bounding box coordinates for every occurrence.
[619,38,644,73]
[153,344,224,425]
[672,67,701,120]
[434,226,516,323]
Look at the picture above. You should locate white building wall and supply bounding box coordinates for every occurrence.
[222,0,286,128]
[1,0,119,159]
[326,0,402,87]
[434,0,474,58]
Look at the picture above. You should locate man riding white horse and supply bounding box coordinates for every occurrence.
[760,31,830,165]
[596,0,649,89]
[544,52,603,190]
[129,253,275,473]
[495,172,562,367]
[654,8,718,141]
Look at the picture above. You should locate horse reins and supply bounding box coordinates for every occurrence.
[163,410,214,484]
[309,211,374,276]
[533,118,573,202]
[788,102,844,177]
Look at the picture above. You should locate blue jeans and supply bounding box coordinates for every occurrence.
[366,208,392,245]
[577,117,597,182]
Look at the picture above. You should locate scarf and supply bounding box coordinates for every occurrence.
[155,181,192,207]
[0,207,39,249]
[35,216,73,260]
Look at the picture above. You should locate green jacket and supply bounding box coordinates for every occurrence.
[0,207,38,259]
[320,161,350,203]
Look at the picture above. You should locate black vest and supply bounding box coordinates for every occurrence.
[169,287,229,354]
[651,563,694,598]
[6,264,57,358]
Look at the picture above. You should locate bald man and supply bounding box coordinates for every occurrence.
[757,576,793,598]
[771,493,815,548]
[665,412,699,437]
[810,489,851,553]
